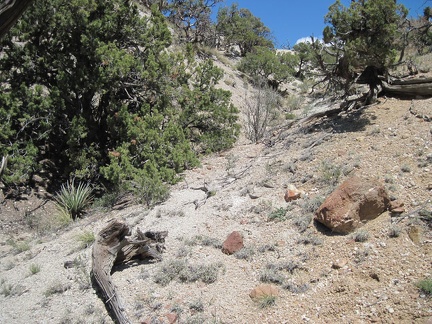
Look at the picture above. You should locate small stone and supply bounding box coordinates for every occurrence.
[222,231,244,255]
[284,189,301,202]
[249,284,279,300]
[408,226,421,244]
[166,313,178,324]
[391,207,405,214]
[332,259,347,269]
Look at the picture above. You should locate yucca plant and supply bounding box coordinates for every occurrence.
[54,180,93,220]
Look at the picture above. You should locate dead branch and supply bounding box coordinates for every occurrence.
[0,155,7,178]
[91,220,166,324]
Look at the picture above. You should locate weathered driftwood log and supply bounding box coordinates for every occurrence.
[91,219,167,324]
[382,78,432,98]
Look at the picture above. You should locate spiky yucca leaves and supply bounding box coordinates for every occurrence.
[54,180,93,220]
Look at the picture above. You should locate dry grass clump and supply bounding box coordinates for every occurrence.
[154,259,224,286]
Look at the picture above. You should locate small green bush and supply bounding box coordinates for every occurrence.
[416,278,432,296]
[29,263,41,275]
[54,180,93,220]
[268,207,287,222]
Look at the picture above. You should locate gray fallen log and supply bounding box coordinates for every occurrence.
[91,219,166,324]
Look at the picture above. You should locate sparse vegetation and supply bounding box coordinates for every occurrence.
[44,282,70,297]
[388,225,401,238]
[351,229,370,242]
[257,295,277,308]
[268,207,287,222]
[319,161,342,186]
[29,263,41,275]
[7,239,30,255]
[154,259,224,286]
[189,299,205,312]
[283,282,309,294]
[0,281,12,297]
[76,231,95,249]
[260,268,285,285]
[293,214,313,232]
[234,246,256,260]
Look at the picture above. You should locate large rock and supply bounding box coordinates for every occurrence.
[222,231,244,255]
[315,176,390,234]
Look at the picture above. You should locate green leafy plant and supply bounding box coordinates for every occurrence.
[268,207,287,222]
[54,180,93,220]
[416,278,432,296]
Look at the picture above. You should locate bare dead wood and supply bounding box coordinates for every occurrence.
[382,80,432,97]
[91,220,166,324]
[0,155,7,178]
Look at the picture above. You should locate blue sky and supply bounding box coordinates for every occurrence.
[215,0,429,48]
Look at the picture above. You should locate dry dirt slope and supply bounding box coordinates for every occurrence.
[0,54,431,323]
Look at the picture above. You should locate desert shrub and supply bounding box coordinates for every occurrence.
[283,282,309,294]
[44,282,70,297]
[351,229,369,242]
[244,83,280,143]
[319,160,342,186]
[234,246,255,260]
[29,264,41,275]
[154,259,224,286]
[300,196,324,213]
[416,278,432,296]
[257,295,276,308]
[293,214,313,232]
[268,207,287,222]
[388,225,401,238]
[260,268,284,285]
[54,180,93,220]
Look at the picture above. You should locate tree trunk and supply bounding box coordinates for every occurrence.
[0,0,34,39]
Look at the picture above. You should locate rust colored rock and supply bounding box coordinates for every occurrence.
[222,231,244,255]
[389,200,405,213]
[284,189,301,202]
[249,284,279,300]
[315,176,390,234]
[166,313,178,324]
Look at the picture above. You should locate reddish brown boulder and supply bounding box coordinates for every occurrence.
[315,176,390,234]
[222,231,244,255]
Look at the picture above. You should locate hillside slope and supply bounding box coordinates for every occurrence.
[0,52,431,324]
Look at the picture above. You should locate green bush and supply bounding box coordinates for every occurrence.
[0,0,239,199]
[54,180,93,220]
[416,278,432,296]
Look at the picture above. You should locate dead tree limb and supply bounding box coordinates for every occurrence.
[0,155,7,178]
[91,219,167,324]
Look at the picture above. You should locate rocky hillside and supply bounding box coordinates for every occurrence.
[0,50,431,324]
